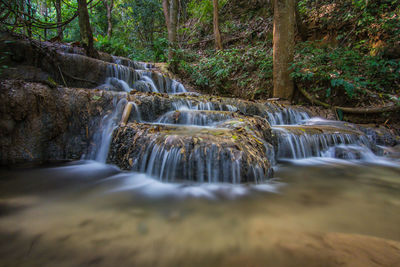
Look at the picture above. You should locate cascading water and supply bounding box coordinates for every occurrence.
[87,97,127,163]
[90,58,397,184]
[103,62,187,94]
[135,140,246,183]
[266,107,310,125]
[270,116,394,165]
[272,125,372,159]
[112,56,152,70]
[171,99,238,112]
[156,110,235,126]
[263,102,310,125]
[90,57,277,183]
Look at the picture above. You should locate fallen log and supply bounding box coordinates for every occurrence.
[297,84,400,114]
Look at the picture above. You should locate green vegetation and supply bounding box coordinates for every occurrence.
[291,42,400,101]
[175,0,400,104]
[1,0,399,106]
[178,45,273,97]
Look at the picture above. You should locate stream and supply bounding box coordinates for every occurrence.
[1,57,400,266]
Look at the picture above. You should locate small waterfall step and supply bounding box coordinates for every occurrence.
[107,119,274,183]
[272,125,374,159]
[156,110,238,126]
[122,91,310,125]
[112,56,154,70]
[264,102,310,125]
[104,64,187,94]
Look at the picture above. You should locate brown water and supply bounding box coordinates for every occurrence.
[1,160,400,267]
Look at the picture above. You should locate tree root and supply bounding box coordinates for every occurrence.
[297,84,400,114]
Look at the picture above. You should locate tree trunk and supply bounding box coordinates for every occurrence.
[295,0,307,41]
[167,0,178,69]
[77,0,99,58]
[41,1,48,40]
[273,0,295,100]
[213,0,223,50]
[55,0,63,40]
[26,0,32,38]
[162,0,170,30]
[102,0,113,37]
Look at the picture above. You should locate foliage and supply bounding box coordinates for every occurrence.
[291,42,400,100]
[94,34,130,56]
[108,0,167,61]
[300,0,400,54]
[1,0,167,61]
[187,0,228,23]
[2,0,400,103]
[177,44,273,97]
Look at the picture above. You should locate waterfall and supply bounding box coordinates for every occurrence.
[112,56,153,70]
[102,62,187,94]
[156,110,235,126]
[171,99,238,111]
[273,126,372,159]
[130,137,264,183]
[89,57,396,184]
[265,102,310,125]
[87,98,127,163]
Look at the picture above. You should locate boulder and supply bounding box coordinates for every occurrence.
[0,80,127,164]
[107,118,274,183]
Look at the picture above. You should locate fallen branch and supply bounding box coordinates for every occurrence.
[57,65,68,87]
[297,84,400,114]
[297,84,330,108]
[335,104,400,114]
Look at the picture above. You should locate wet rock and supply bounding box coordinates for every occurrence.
[132,80,152,92]
[107,121,274,183]
[381,144,400,159]
[126,92,308,124]
[359,126,400,147]
[0,80,127,164]
[0,33,141,88]
[272,125,374,159]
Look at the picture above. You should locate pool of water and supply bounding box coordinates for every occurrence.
[0,160,400,266]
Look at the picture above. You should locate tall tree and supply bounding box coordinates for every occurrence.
[54,0,63,39]
[77,0,99,58]
[162,0,170,30]
[212,0,223,50]
[273,0,295,100]
[102,0,113,37]
[162,0,178,69]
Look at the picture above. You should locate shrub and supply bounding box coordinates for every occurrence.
[291,42,400,100]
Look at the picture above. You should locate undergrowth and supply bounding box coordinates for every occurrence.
[177,44,273,98]
[291,42,400,104]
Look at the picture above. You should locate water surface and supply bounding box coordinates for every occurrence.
[1,160,400,266]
